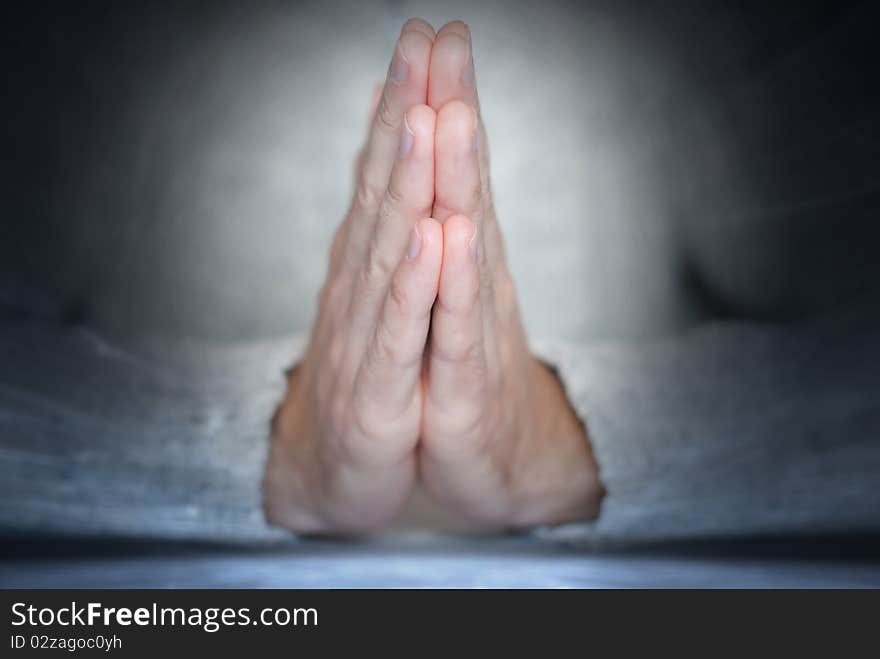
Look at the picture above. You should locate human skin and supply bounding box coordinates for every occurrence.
[263,19,604,533]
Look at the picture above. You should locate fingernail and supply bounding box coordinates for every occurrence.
[407,225,422,260]
[461,29,475,85]
[468,228,478,261]
[390,41,409,85]
[400,114,414,156]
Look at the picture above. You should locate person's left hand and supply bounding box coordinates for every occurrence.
[417,22,604,527]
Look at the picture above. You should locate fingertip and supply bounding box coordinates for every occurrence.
[437,98,472,122]
[398,22,435,66]
[443,214,477,254]
[405,218,442,264]
[387,20,433,92]
[437,20,470,40]
[436,100,477,146]
[415,217,443,278]
[405,104,437,138]
[401,17,437,41]
[417,216,443,247]
[400,105,436,167]
[428,22,475,109]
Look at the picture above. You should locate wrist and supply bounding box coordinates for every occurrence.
[504,358,604,527]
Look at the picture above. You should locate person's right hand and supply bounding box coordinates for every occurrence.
[262,19,442,533]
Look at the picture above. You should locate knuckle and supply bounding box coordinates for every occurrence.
[372,320,417,370]
[388,275,411,317]
[352,400,387,444]
[351,387,417,453]
[432,331,484,368]
[423,400,490,461]
[355,178,383,215]
[361,240,395,291]
[462,341,487,371]
[362,254,393,293]
[375,94,398,134]
[371,324,396,366]
[383,181,406,210]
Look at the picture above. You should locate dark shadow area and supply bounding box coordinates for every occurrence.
[4,531,880,563]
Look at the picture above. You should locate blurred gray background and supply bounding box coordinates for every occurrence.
[3,0,878,342]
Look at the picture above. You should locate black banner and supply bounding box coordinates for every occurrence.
[2,590,877,654]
